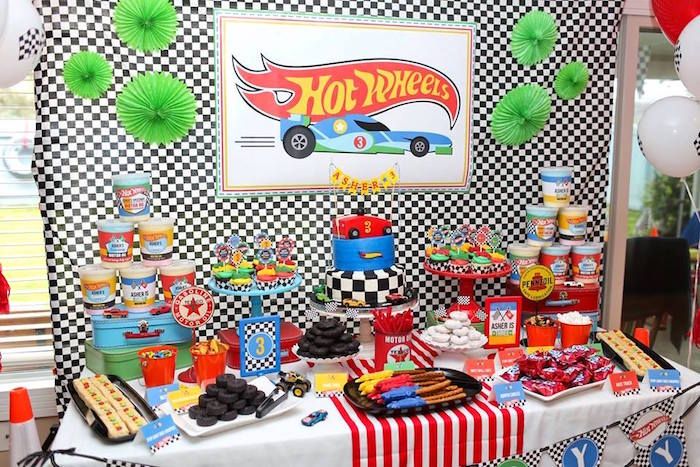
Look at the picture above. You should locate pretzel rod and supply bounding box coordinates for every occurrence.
[424,387,463,400]
[416,380,451,395]
[415,377,447,386]
[410,371,444,381]
[420,385,459,397]
[395,369,430,375]
[423,391,467,404]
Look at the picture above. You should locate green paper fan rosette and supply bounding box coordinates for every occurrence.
[63,51,113,99]
[490,84,551,146]
[510,10,558,66]
[555,61,590,100]
[116,72,197,145]
[113,0,178,52]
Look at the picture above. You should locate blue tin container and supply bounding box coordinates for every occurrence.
[91,309,191,349]
[332,235,395,271]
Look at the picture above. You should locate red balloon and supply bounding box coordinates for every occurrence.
[652,0,700,44]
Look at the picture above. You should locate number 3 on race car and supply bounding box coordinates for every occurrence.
[353,135,367,149]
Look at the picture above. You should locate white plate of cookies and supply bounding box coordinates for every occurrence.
[421,313,487,352]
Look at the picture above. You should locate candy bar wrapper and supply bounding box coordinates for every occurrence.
[501,365,521,382]
[570,368,593,387]
[519,353,550,377]
[520,377,538,393]
[585,355,612,372]
[561,365,584,384]
[540,367,566,382]
[592,363,615,382]
[531,380,567,396]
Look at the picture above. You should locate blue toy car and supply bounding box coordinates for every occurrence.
[301,409,328,426]
[280,114,453,159]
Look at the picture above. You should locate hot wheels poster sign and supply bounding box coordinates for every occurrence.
[215,10,475,196]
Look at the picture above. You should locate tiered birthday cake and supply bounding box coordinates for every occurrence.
[321,208,408,307]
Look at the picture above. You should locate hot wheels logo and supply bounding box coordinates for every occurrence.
[234,56,461,128]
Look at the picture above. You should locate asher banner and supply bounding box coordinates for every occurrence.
[215,9,475,196]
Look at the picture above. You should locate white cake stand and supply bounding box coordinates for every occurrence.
[309,297,418,359]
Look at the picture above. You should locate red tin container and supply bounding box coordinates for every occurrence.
[219,321,302,369]
[374,331,412,372]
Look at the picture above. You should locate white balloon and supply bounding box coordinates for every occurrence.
[638,96,700,178]
[676,16,700,98]
[0,0,44,88]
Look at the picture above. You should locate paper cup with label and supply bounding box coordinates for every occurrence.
[571,243,603,284]
[540,243,571,284]
[540,167,572,207]
[120,263,157,312]
[78,265,117,315]
[507,243,540,285]
[160,260,196,303]
[139,218,175,267]
[558,205,588,246]
[97,220,134,269]
[113,173,151,222]
[525,205,558,247]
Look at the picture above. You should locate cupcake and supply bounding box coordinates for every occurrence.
[212,263,234,281]
[471,255,493,274]
[238,260,255,276]
[254,268,279,290]
[449,248,471,261]
[428,253,450,271]
[276,270,296,287]
[449,259,471,274]
[230,277,253,292]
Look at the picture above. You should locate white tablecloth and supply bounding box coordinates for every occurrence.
[51,360,700,467]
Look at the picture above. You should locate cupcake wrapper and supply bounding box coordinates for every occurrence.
[277,276,295,288]
[255,279,279,291]
[491,262,505,272]
[232,283,253,292]
[430,260,449,271]
[449,264,471,274]
[215,279,234,290]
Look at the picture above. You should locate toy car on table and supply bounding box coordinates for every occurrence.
[302,410,328,427]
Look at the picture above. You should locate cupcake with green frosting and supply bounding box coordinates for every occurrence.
[428,253,450,271]
[471,255,493,275]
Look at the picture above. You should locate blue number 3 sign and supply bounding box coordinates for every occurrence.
[239,315,281,377]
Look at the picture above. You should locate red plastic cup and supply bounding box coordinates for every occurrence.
[633,327,651,347]
[560,322,592,348]
[191,345,228,384]
[374,331,412,372]
[526,324,558,347]
[138,345,178,388]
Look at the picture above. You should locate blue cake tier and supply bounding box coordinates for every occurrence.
[332,235,395,271]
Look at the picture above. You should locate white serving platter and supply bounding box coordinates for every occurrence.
[160,376,304,437]
[494,373,605,402]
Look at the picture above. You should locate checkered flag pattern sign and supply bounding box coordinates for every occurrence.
[345,307,359,319]
[435,305,447,318]
[633,419,689,467]
[325,301,338,314]
[474,448,542,467]
[674,43,682,75]
[33,0,622,413]
[619,397,675,446]
[18,27,45,61]
[693,131,700,157]
[457,296,470,305]
[548,427,608,467]
[240,317,279,376]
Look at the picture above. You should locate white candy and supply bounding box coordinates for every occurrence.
[452,327,469,336]
[444,319,463,330]
[450,311,470,323]
[557,311,592,325]
[432,325,450,334]
[431,333,450,343]
[468,329,483,341]
[450,335,469,345]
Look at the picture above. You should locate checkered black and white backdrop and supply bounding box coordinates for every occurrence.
[33,0,623,413]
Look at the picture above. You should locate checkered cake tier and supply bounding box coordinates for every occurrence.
[325,265,405,305]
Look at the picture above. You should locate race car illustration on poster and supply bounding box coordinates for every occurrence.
[280,114,453,159]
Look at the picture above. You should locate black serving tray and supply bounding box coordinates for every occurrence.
[69,374,157,443]
[597,331,674,381]
[343,367,482,417]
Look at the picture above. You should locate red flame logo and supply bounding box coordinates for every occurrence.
[233,55,460,128]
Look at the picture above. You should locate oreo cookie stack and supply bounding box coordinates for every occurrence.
[297,318,360,359]
[189,374,266,427]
